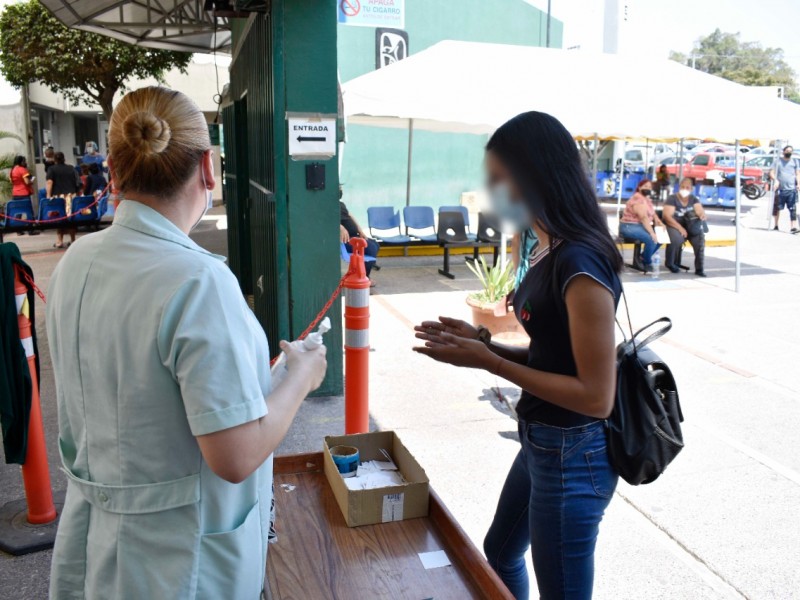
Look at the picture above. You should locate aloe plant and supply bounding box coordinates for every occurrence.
[466,256,515,305]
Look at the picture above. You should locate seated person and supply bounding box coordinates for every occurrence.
[339,191,379,282]
[663,177,707,277]
[618,179,663,272]
[654,164,672,202]
[85,162,109,196]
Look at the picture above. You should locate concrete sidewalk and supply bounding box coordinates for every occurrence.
[1,204,798,599]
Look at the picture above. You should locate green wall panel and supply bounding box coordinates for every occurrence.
[337,0,562,225]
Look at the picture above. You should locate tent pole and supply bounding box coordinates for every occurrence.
[677,138,685,185]
[616,140,626,222]
[735,139,741,293]
[591,133,599,185]
[768,139,780,229]
[405,119,414,207]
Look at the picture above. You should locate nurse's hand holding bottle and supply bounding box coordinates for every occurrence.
[280,339,328,392]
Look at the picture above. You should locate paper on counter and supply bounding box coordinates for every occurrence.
[418,550,451,570]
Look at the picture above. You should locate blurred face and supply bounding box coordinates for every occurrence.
[679,179,693,193]
[485,150,522,199]
[640,181,652,192]
[784,147,793,158]
[485,150,532,232]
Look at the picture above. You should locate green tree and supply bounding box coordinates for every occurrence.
[670,28,799,101]
[0,1,191,120]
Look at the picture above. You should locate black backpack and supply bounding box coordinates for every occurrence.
[608,304,684,485]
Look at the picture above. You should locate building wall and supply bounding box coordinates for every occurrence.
[338,0,563,225]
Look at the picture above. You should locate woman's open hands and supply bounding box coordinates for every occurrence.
[413,316,479,341]
[413,318,497,371]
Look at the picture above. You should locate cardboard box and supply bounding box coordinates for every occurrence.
[323,431,429,527]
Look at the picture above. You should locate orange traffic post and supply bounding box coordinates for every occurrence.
[14,267,57,525]
[343,237,370,434]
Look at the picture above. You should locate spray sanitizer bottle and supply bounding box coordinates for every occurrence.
[270,317,331,387]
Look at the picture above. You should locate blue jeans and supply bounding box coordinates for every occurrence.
[619,222,660,266]
[484,421,618,600]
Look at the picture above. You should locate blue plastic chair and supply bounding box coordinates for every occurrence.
[402,206,437,242]
[69,195,98,222]
[340,242,377,265]
[439,205,477,240]
[621,174,643,199]
[97,194,108,220]
[696,185,718,207]
[366,206,412,244]
[38,188,47,202]
[3,198,35,229]
[38,197,67,222]
[716,187,737,208]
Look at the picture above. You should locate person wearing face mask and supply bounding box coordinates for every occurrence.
[46,87,327,599]
[414,111,623,600]
[663,177,707,276]
[769,145,800,233]
[618,179,664,272]
[81,140,105,170]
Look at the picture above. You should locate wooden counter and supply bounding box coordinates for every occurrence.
[266,452,513,600]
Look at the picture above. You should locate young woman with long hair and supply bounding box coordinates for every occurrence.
[414,111,623,599]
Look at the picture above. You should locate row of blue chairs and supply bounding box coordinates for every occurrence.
[1,195,110,241]
[366,205,504,278]
[366,205,480,245]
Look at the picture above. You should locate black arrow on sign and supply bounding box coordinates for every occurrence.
[297,135,326,142]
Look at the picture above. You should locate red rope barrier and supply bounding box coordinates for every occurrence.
[269,264,355,366]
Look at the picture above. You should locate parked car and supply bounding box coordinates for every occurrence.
[687,143,735,156]
[659,155,689,167]
[745,155,775,179]
[665,152,765,183]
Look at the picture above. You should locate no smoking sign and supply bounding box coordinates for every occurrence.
[340,0,360,17]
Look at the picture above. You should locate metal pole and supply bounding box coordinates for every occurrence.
[768,139,780,229]
[405,118,414,207]
[616,140,626,221]
[546,0,552,48]
[735,139,742,293]
[677,138,685,185]
[591,133,599,185]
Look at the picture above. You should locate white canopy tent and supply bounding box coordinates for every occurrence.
[344,41,800,143]
[343,41,800,291]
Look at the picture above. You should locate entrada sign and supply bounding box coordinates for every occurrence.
[288,117,336,158]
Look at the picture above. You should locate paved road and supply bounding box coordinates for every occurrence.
[1,203,798,599]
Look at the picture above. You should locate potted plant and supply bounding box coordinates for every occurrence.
[465,256,527,343]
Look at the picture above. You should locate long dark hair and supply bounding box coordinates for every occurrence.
[486,111,623,272]
[12,155,25,167]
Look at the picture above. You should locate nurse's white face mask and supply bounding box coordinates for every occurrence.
[191,158,214,232]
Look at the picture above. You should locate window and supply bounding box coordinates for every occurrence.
[692,155,709,166]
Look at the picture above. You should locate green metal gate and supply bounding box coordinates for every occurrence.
[222,97,252,295]
[226,2,342,396]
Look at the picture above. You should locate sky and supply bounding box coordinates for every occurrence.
[526,0,800,78]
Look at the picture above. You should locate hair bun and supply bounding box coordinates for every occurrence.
[122,111,171,155]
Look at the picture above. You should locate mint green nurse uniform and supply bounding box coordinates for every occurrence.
[46,201,273,599]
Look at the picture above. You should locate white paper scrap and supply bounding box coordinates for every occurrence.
[280,483,296,492]
[418,550,451,570]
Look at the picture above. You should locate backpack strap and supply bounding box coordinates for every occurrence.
[631,317,672,348]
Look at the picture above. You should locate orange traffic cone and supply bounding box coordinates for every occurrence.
[342,238,370,434]
[14,266,56,524]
